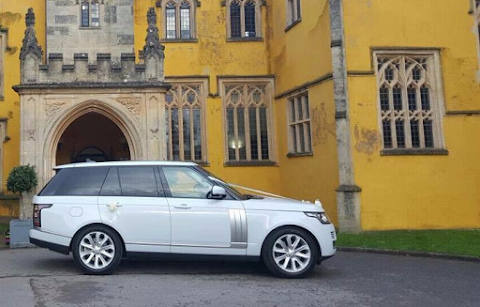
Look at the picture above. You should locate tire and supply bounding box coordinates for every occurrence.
[72,225,123,275]
[262,227,318,278]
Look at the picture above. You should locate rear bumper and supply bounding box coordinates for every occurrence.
[29,229,70,255]
[30,238,70,255]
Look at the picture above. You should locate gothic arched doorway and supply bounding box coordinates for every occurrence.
[56,112,131,165]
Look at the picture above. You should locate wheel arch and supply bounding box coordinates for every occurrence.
[70,223,126,257]
[260,224,321,258]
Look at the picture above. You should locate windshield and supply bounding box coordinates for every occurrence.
[194,166,249,200]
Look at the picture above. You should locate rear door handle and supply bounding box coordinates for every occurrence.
[174,204,191,209]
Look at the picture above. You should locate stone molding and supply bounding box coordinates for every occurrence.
[45,101,67,118]
[116,97,141,117]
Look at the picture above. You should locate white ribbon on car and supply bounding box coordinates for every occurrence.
[209,176,289,199]
[208,176,322,208]
[107,202,121,212]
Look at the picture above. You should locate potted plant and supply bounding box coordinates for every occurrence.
[6,165,38,248]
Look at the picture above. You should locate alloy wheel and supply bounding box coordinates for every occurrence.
[79,231,116,270]
[272,234,311,273]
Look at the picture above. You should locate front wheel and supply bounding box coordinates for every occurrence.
[262,227,318,278]
[72,225,123,275]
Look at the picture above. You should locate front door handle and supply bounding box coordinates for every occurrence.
[174,204,191,209]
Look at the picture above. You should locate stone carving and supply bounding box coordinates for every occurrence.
[27,129,35,141]
[150,127,159,139]
[20,8,43,61]
[116,98,141,116]
[45,101,66,118]
[143,8,165,59]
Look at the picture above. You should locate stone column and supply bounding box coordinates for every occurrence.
[146,92,167,161]
[329,0,362,233]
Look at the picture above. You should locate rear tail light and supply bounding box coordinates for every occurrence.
[33,204,52,227]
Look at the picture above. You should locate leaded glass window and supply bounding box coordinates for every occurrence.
[161,0,195,40]
[375,53,444,150]
[91,1,100,27]
[227,0,261,39]
[286,0,301,27]
[180,1,191,39]
[80,0,101,28]
[223,83,273,162]
[244,1,256,37]
[165,83,205,162]
[476,1,480,45]
[0,32,5,101]
[81,1,90,27]
[230,1,242,38]
[288,93,312,154]
[166,2,177,39]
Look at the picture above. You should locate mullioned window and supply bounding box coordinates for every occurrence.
[375,52,445,151]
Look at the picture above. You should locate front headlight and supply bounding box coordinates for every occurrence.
[305,212,331,224]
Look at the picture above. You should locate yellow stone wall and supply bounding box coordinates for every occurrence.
[2,0,479,232]
[0,1,45,190]
[269,0,339,223]
[0,0,283,201]
[134,0,281,194]
[344,0,480,230]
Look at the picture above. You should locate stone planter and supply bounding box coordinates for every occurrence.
[9,219,34,248]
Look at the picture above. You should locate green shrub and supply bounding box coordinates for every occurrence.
[6,165,38,193]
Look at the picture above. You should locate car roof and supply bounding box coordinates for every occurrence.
[54,161,198,170]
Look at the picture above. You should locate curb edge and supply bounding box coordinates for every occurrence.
[337,246,480,262]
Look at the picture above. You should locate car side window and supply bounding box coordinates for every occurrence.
[100,167,122,196]
[41,167,109,196]
[162,167,213,199]
[118,167,158,197]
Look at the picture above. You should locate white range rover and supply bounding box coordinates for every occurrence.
[30,161,336,278]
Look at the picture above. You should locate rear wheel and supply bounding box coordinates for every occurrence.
[262,227,318,278]
[72,225,123,275]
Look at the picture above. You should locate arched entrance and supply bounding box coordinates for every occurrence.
[56,112,131,165]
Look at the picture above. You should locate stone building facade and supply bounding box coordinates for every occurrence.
[14,7,168,189]
[46,0,135,63]
[1,0,480,232]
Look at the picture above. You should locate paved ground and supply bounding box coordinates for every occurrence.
[0,248,479,307]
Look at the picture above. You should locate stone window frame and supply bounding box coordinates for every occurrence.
[475,0,480,66]
[373,50,447,155]
[223,0,264,41]
[285,0,301,31]
[158,0,199,42]
[0,29,6,101]
[78,0,103,29]
[219,78,276,166]
[164,78,208,163]
[0,119,6,191]
[287,91,313,157]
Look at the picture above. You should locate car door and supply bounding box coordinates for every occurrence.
[98,166,171,253]
[160,166,247,256]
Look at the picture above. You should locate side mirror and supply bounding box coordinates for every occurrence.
[209,186,227,200]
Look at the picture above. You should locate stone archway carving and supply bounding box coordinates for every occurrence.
[15,89,167,191]
[43,99,145,177]
[14,7,169,191]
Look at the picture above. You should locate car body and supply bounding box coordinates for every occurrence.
[30,161,336,278]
